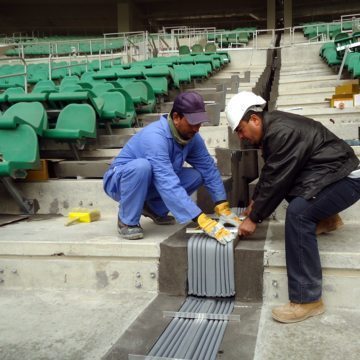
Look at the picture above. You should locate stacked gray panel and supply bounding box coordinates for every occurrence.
[148,297,234,360]
[187,234,235,297]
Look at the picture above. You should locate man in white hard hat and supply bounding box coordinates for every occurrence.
[225,91,360,323]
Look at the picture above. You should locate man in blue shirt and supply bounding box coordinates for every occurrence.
[103,91,241,242]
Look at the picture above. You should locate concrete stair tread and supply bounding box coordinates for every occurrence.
[254,304,360,360]
[0,214,185,258]
[0,288,156,360]
[264,221,360,270]
[279,75,340,83]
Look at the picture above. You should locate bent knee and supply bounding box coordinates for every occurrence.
[286,197,309,218]
[127,158,152,176]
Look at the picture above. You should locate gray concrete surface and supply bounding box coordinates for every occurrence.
[0,288,156,360]
[254,304,360,360]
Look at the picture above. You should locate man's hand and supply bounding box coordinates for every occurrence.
[242,200,254,217]
[214,201,242,227]
[239,217,257,237]
[197,213,235,245]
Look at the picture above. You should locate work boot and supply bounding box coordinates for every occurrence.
[117,218,143,240]
[142,204,175,225]
[272,299,325,323]
[316,214,344,235]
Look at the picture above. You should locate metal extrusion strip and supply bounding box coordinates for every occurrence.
[130,206,244,360]
[141,298,234,360]
[128,356,185,360]
[187,234,235,297]
[162,311,240,321]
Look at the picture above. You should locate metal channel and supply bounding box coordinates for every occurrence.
[137,297,234,360]
[188,234,235,297]
[130,224,240,359]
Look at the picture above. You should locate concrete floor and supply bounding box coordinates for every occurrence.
[0,288,156,360]
[254,304,360,360]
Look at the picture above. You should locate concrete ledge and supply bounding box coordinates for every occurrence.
[103,294,185,359]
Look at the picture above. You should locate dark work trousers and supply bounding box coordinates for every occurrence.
[285,176,360,303]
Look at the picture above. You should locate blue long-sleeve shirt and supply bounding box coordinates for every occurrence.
[110,115,226,223]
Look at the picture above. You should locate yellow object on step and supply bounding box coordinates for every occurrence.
[65,208,101,226]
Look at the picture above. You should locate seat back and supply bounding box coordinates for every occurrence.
[205,43,217,52]
[3,102,47,136]
[91,83,115,97]
[101,92,127,115]
[59,76,80,90]
[0,124,40,177]
[179,45,191,55]
[124,81,148,101]
[56,104,96,134]
[191,44,203,53]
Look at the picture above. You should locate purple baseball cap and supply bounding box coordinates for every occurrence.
[172,91,209,125]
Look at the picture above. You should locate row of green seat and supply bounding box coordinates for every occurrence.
[0,102,96,177]
[5,39,124,57]
[0,58,122,88]
[0,80,146,128]
[0,52,227,90]
[207,28,256,47]
[0,52,228,129]
[179,43,218,54]
[302,21,354,40]
[319,32,360,78]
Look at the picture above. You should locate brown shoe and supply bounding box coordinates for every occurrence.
[272,299,325,323]
[316,214,344,235]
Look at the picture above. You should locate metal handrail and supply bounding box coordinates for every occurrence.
[48,53,89,79]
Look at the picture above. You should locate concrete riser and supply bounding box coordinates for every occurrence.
[263,269,360,309]
[0,180,117,215]
[0,257,158,292]
[273,200,360,221]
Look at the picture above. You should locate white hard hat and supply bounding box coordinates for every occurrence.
[225,91,266,131]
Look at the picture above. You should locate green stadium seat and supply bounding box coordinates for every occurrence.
[205,43,217,52]
[178,55,195,64]
[0,123,40,178]
[89,83,115,97]
[172,65,191,87]
[48,85,89,108]
[122,80,156,113]
[191,44,203,53]
[179,45,191,55]
[2,102,47,136]
[59,76,80,90]
[43,104,96,140]
[144,76,168,96]
[90,91,136,130]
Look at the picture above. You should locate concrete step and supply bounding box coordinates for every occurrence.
[254,304,360,360]
[276,93,331,107]
[0,288,157,360]
[262,220,360,309]
[278,86,336,96]
[284,107,360,123]
[278,79,358,91]
[279,74,340,84]
[0,214,186,292]
[279,69,334,76]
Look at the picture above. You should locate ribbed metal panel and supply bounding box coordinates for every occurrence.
[130,216,242,360]
[147,297,234,360]
[187,234,235,297]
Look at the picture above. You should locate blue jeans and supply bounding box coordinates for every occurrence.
[103,159,203,225]
[285,177,360,303]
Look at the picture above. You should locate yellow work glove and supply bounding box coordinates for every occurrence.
[214,201,243,227]
[197,213,235,245]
